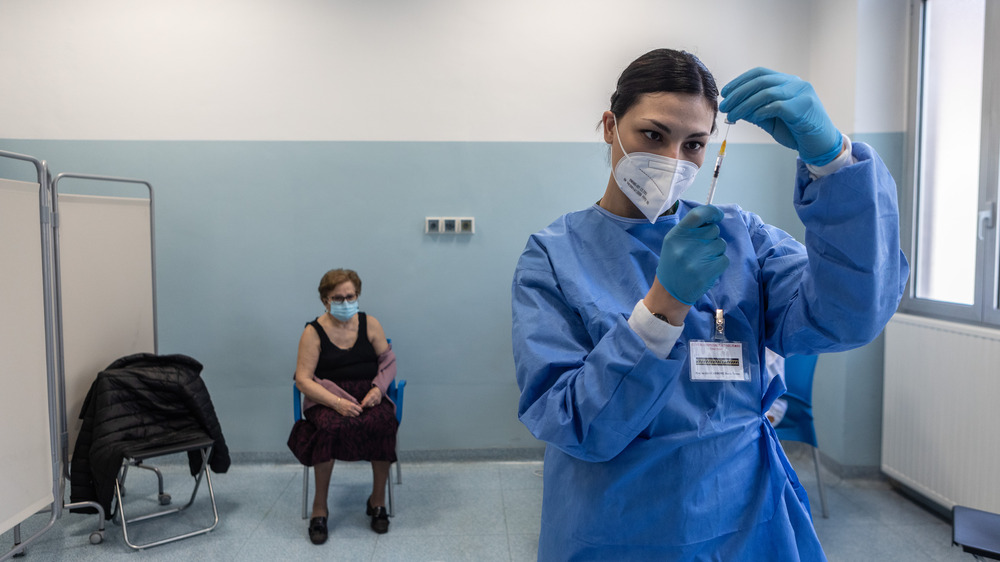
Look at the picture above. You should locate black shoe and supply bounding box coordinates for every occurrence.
[366,497,389,534]
[308,516,328,544]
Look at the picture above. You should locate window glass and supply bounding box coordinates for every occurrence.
[914,0,985,305]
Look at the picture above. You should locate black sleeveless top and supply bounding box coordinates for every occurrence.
[308,312,378,383]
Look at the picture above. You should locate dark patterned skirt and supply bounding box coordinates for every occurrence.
[287,379,398,465]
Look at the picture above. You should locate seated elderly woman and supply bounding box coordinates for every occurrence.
[287,268,398,544]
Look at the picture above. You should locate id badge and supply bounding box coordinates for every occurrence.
[689,340,748,381]
[689,309,751,382]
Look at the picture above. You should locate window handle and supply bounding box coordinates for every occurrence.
[978,202,996,241]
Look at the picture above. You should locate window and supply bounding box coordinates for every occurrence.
[901,0,1000,324]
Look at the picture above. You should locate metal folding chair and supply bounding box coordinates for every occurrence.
[113,431,219,550]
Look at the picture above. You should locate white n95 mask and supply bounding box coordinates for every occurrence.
[612,116,700,223]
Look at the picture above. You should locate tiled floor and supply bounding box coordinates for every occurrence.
[1,449,981,561]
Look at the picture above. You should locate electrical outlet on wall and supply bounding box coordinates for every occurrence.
[426,216,475,234]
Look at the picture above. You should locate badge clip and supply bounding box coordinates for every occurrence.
[689,308,750,382]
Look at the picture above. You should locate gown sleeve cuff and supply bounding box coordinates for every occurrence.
[805,134,856,179]
[627,300,684,358]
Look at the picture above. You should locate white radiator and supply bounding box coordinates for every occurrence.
[882,313,1000,513]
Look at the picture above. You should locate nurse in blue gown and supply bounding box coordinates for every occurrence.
[511,48,908,561]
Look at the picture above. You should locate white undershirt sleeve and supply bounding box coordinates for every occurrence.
[627,300,684,358]
[805,134,856,179]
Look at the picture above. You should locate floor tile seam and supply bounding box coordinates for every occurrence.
[498,467,513,562]
[228,469,300,560]
[877,520,954,530]
[0,513,66,552]
[363,532,381,562]
[811,486,877,516]
[382,483,501,494]
[370,531,510,538]
[883,520,953,528]
[813,506,910,527]
[0,535,64,557]
[874,524,950,562]
[216,467,301,505]
[828,496,950,524]
[499,484,544,493]
[813,518,907,528]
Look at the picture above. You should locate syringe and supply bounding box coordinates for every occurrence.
[705,121,734,345]
[705,121,733,205]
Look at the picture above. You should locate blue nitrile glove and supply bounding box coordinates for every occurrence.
[720,67,843,166]
[656,205,730,306]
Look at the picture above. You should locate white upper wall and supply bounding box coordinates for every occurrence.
[809,0,859,139]
[855,0,911,133]
[0,0,904,142]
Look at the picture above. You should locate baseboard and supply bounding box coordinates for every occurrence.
[818,451,883,480]
[169,443,890,480]
[227,447,545,465]
[780,440,884,480]
[397,447,545,462]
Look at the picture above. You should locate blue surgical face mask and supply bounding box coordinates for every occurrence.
[328,300,358,321]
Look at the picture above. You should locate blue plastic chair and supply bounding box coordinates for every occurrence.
[774,353,828,518]
[293,376,405,519]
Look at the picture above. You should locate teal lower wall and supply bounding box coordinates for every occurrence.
[0,133,905,470]
[811,132,906,470]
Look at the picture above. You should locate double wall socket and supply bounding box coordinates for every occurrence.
[426,217,474,234]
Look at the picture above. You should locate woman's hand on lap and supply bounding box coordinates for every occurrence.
[334,396,363,417]
[361,387,382,408]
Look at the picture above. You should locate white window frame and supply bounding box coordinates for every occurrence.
[899,0,1000,325]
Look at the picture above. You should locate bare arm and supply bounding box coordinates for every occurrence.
[294,324,362,417]
[367,315,390,355]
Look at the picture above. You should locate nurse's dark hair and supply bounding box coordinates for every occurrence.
[610,48,719,133]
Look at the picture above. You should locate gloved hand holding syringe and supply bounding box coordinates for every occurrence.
[654,119,734,309]
[686,119,749,382]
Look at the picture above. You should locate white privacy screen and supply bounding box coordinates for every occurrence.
[58,194,155,458]
[0,179,54,534]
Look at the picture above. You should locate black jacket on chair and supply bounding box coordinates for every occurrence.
[70,353,230,518]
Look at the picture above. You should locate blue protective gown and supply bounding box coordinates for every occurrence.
[511,142,908,561]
